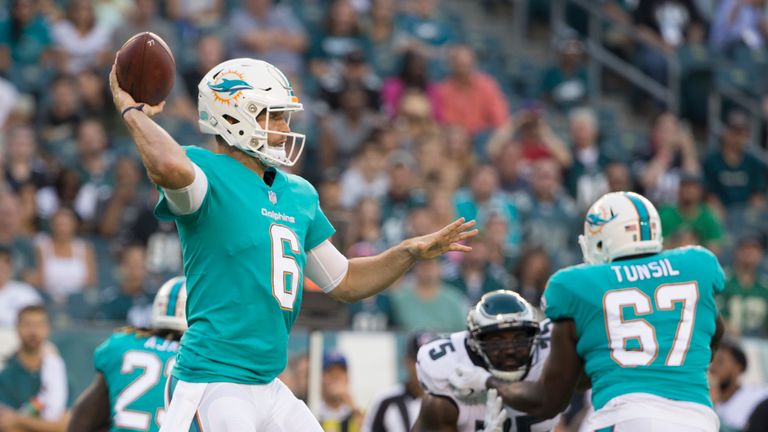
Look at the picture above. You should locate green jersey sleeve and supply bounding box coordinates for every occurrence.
[154,146,213,222]
[304,187,335,251]
[543,268,576,321]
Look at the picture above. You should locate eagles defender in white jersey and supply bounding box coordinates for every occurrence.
[414,291,559,432]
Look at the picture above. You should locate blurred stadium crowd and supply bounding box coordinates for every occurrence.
[1,0,768,431]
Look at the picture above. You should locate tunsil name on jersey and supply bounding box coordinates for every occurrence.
[609,258,680,283]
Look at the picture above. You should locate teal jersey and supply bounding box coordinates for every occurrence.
[543,246,724,410]
[154,146,335,384]
[94,331,180,432]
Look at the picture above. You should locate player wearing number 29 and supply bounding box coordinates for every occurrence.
[67,276,188,432]
[449,191,725,432]
[108,54,477,432]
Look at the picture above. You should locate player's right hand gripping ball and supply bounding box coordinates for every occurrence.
[115,32,175,106]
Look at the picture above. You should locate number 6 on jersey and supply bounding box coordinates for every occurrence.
[270,224,300,310]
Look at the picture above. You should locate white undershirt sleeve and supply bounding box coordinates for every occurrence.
[305,240,349,293]
[163,163,208,215]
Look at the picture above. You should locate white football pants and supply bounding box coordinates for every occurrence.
[585,393,719,432]
[159,377,323,432]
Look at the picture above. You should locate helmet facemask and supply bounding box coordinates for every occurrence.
[468,322,540,381]
[197,58,307,167]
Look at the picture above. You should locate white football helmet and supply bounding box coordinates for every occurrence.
[466,290,540,382]
[579,191,663,264]
[197,58,305,167]
[151,276,187,331]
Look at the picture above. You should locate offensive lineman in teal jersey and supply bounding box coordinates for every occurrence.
[108,55,477,432]
[448,192,725,432]
[67,276,188,432]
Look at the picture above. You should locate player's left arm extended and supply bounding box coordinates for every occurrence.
[67,374,110,432]
[487,320,583,420]
[327,218,477,303]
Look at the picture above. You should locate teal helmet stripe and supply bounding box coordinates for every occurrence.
[166,279,184,316]
[625,193,651,241]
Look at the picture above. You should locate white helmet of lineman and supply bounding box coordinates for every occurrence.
[197,58,305,167]
[466,290,540,382]
[151,276,188,331]
[579,191,663,265]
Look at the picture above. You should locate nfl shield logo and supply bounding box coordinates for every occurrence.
[268,190,277,205]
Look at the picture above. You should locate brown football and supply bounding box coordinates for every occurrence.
[115,32,175,106]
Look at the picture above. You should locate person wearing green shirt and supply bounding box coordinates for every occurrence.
[0,305,69,431]
[109,55,477,432]
[659,172,723,252]
[392,259,468,333]
[719,234,768,337]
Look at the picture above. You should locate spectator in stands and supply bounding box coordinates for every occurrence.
[486,103,572,170]
[319,49,381,111]
[398,0,458,62]
[365,0,408,77]
[604,160,635,192]
[633,0,706,85]
[0,305,69,430]
[338,141,389,210]
[445,236,507,304]
[492,140,529,194]
[52,0,112,75]
[76,68,116,132]
[638,112,700,206]
[710,0,768,52]
[0,192,38,285]
[435,45,508,136]
[514,158,580,267]
[320,84,384,173]
[704,110,767,211]
[379,151,427,247]
[39,75,82,160]
[97,157,151,248]
[513,247,552,307]
[98,244,152,323]
[345,197,385,254]
[4,125,48,192]
[426,189,457,232]
[318,171,353,251]
[309,0,371,80]
[540,38,589,112]
[563,108,609,211]
[362,331,436,432]
[391,259,467,332]
[317,351,363,432]
[381,50,439,119]
[72,119,112,225]
[0,246,41,328]
[454,164,521,255]
[710,340,768,431]
[166,0,226,32]
[36,167,82,221]
[720,234,768,337]
[37,207,96,304]
[658,172,723,253]
[0,0,54,94]
[392,90,440,148]
[111,0,178,55]
[228,0,307,78]
[181,33,225,104]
